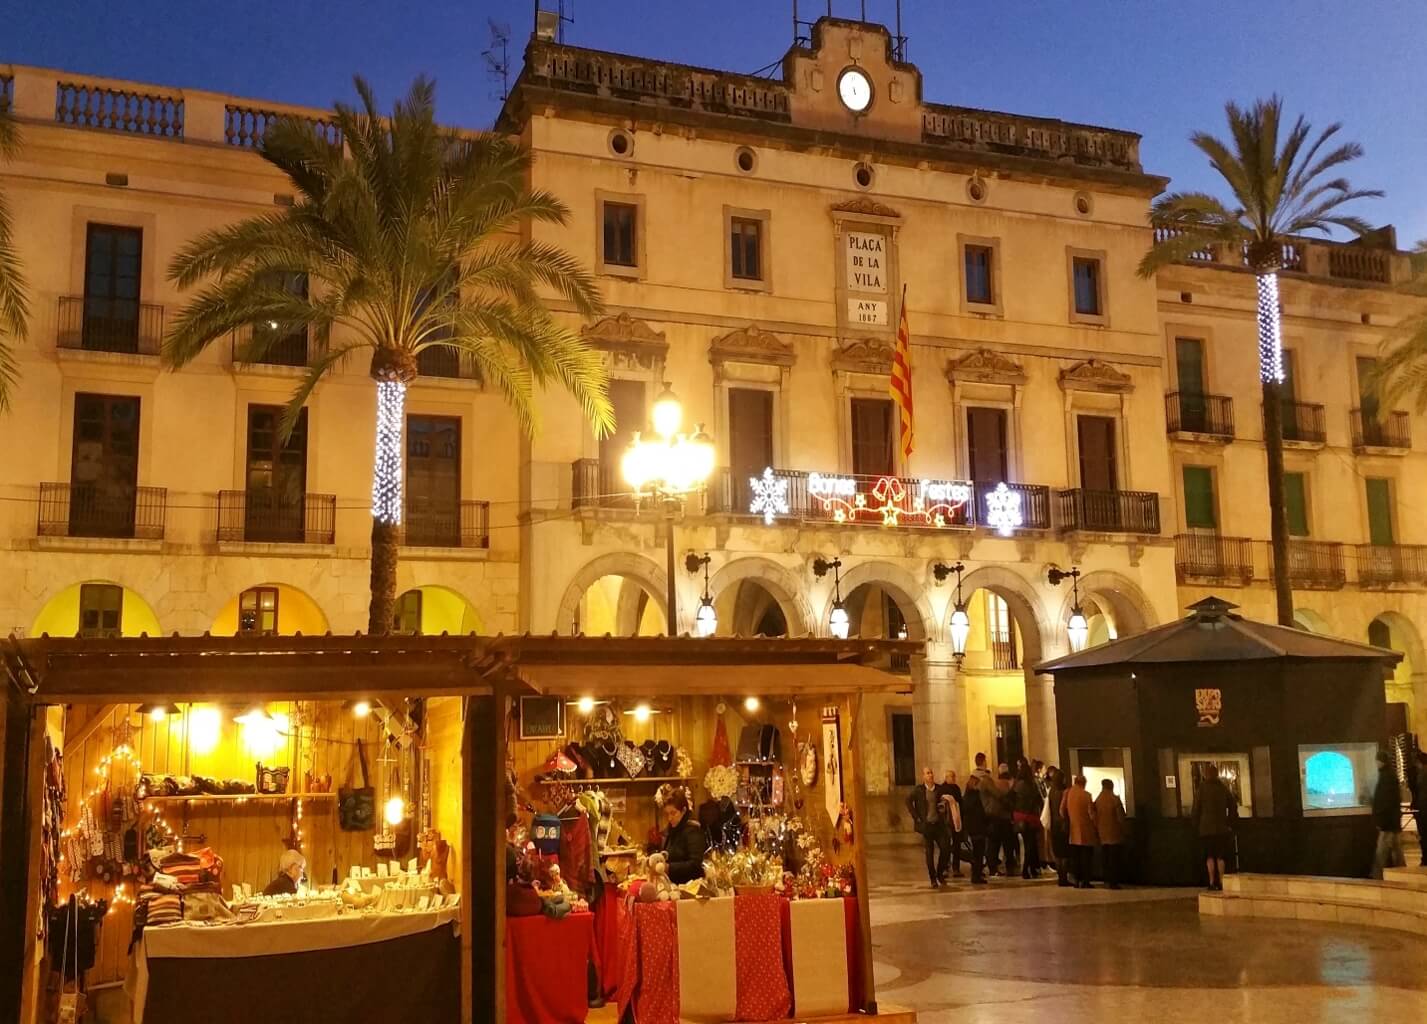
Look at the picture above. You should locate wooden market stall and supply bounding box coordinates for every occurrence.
[1,633,919,1024]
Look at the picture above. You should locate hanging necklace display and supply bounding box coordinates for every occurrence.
[373,740,398,854]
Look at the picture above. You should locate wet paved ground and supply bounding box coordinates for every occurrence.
[866,842,1427,1024]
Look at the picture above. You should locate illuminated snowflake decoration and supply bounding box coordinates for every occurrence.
[984,482,1023,537]
[748,467,790,525]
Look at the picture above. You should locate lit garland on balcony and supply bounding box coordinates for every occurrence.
[371,380,406,524]
[1255,272,1284,384]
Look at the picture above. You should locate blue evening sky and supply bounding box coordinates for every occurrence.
[7,1,1423,244]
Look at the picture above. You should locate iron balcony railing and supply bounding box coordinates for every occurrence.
[572,458,637,510]
[231,324,313,368]
[401,500,490,549]
[1356,544,1427,587]
[1351,409,1410,450]
[1276,400,1327,444]
[1175,533,1254,583]
[216,490,335,544]
[416,346,483,381]
[1166,392,1234,439]
[38,482,166,540]
[57,295,163,355]
[991,637,1019,671]
[1056,488,1160,534]
[1267,539,1346,589]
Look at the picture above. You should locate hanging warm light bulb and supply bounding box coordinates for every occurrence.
[632,703,652,723]
[743,696,761,713]
[139,702,179,722]
[188,706,222,756]
[695,597,717,637]
[576,696,595,715]
[1067,606,1090,653]
[829,601,851,640]
[352,700,372,719]
[949,603,971,658]
[384,795,407,827]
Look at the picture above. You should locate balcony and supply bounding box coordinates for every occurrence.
[38,483,166,540]
[991,637,1019,671]
[216,490,335,544]
[232,324,315,368]
[1267,539,1346,590]
[1356,544,1427,587]
[57,296,163,356]
[1276,401,1326,445]
[416,346,482,382]
[1175,534,1254,584]
[401,500,491,549]
[1351,409,1410,452]
[572,458,634,510]
[1165,392,1234,440]
[1056,489,1160,534]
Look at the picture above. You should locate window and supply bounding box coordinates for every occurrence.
[601,201,638,269]
[1283,471,1309,537]
[850,397,895,477]
[70,393,141,538]
[728,388,774,478]
[890,712,915,787]
[964,244,994,305]
[393,590,423,635]
[1076,415,1118,491]
[83,224,143,352]
[966,406,1008,484]
[1176,337,1206,395]
[1298,742,1378,814]
[238,587,279,635]
[730,217,762,282]
[1178,752,1254,817]
[600,379,646,500]
[1366,477,1394,545]
[1182,466,1217,529]
[78,583,123,638]
[245,406,308,542]
[1071,255,1103,317]
[1357,355,1380,422]
[406,415,461,546]
[249,272,309,366]
[986,593,1018,670]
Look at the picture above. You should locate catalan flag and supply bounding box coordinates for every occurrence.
[890,284,914,460]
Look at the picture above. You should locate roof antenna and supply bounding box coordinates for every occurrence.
[482,19,512,102]
[533,0,574,43]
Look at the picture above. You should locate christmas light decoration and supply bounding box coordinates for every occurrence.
[371,379,407,524]
[806,472,971,528]
[1255,272,1284,384]
[983,482,1023,536]
[748,467,790,525]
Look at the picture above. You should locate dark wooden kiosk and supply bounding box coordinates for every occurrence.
[1036,597,1400,886]
[0,632,917,1024]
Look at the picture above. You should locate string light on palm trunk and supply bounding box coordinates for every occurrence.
[1255,272,1284,384]
[371,379,406,524]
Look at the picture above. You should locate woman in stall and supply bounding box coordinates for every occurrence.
[262,849,307,896]
[660,790,709,883]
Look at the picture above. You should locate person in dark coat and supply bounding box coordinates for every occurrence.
[1012,763,1044,879]
[961,774,990,884]
[1046,767,1071,886]
[1415,751,1427,868]
[1371,750,1405,879]
[937,770,965,879]
[660,790,708,884]
[1192,764,1236,891]
[907,767,950,888]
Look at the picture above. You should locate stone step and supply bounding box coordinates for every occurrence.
[1384,865,1427,890]
[1199,891,1427,938]
[1223,872,1427,914]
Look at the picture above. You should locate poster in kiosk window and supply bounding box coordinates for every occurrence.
[339,737,376,831]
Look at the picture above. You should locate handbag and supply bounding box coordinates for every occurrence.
[256,764,289,795]
[338,739,376,832]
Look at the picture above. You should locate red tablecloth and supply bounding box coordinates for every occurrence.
[591,882,628,1001]
[506,912,596,1024]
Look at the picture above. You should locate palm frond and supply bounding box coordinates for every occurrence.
[0,106,29,411]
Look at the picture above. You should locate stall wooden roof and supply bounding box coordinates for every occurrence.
[3,633,919,704]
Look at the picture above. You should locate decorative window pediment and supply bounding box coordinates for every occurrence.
[1058,358,1133,394]
[709,325,795,370]
[946,347,1026,386]
[829,196,902,221]
[831,337,894,374]
[580,313,668,372]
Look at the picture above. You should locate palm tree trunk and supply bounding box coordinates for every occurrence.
[1255,270,1296,626]
[368,378,407,634]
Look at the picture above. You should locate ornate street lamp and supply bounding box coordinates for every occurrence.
[812,556,849,639]
[686,552,717,637]
[932,561,970,659]
[1047,565,1089,652]
[622,382,716,634]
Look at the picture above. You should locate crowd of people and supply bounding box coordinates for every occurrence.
[905,755,1128,890]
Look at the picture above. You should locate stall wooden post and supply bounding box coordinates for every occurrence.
[846,691,877,1014]
[464,688,508,1023]
[0,692,42,1021]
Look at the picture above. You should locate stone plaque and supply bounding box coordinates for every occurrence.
[847,298,888,325]
[844,231,887,293]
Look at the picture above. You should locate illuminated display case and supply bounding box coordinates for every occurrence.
[1068,746,1134,813]
[1176,752,1253,817]
[1298,742,1378,815]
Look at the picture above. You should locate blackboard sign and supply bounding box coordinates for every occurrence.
[519,695,566,740]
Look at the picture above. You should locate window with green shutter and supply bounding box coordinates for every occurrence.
[1365,478,1394,545]
[1182,466,1216,529]
[1283,472,1309,537]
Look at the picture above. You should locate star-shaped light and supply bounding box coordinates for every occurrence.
[984,482,1023,536]
[748,467,790,525]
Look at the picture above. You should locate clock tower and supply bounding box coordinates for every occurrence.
[783,18,924,143]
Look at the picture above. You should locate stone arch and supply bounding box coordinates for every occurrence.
[706,558,812,637]
[394,585,485,635]
[822,559,934,641]
[1055,570,1156,641]
[209,582,331,636]
[1293,607,1330,634]
[30,579,164,637]
[556,552,668,636]
[952,565,1052,666]
[1366,610,1424,669]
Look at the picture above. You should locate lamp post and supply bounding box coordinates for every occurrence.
[932,561,970,659]
[686,552,716,637]
[812,556,849,639]
[621,382,715,635]
[1047,565,1089,652]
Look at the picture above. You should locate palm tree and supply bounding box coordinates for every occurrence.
[166,78,612,633]
[0,102,30,411]
[1369,240,1427,410]
[1138,97,1380,626]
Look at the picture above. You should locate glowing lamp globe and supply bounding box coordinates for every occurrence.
[651,384,682,439]
[1067,608,1090,653]
[695,598,717,637]
[621,434,654,494]
[687,426,717,488]
[829,602,851,640]
[949,603,971,658]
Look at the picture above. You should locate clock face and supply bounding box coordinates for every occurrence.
[837,68,872,113]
